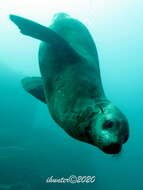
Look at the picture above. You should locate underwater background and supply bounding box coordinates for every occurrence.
[0,0,143,189]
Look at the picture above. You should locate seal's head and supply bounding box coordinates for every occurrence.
[85,102,129,154]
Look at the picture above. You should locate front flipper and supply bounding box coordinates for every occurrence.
[22,77,46,104]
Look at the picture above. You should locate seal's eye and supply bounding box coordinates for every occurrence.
[103,120,114,129]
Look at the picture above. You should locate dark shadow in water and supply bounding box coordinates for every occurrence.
[0,64,38,147]
[0,64,40,188]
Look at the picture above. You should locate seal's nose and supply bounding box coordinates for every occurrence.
[103,143,122,154]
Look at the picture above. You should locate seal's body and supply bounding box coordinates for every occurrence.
[39,14,105,141]
[10,13,129,154]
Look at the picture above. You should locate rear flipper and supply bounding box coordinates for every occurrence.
[22,77,46,104]
[9,14,80,59]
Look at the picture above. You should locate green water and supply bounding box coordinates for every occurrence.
[0,0,143,189]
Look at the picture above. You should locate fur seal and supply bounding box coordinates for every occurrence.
[10,13,129,154]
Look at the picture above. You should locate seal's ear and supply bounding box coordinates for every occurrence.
[9,14,80,59]
[21,77,46,104]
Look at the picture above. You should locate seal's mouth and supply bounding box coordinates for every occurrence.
[93,136,122,154]
[102,143,122,154]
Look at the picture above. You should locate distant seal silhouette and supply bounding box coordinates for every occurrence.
[10,13,129,154]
